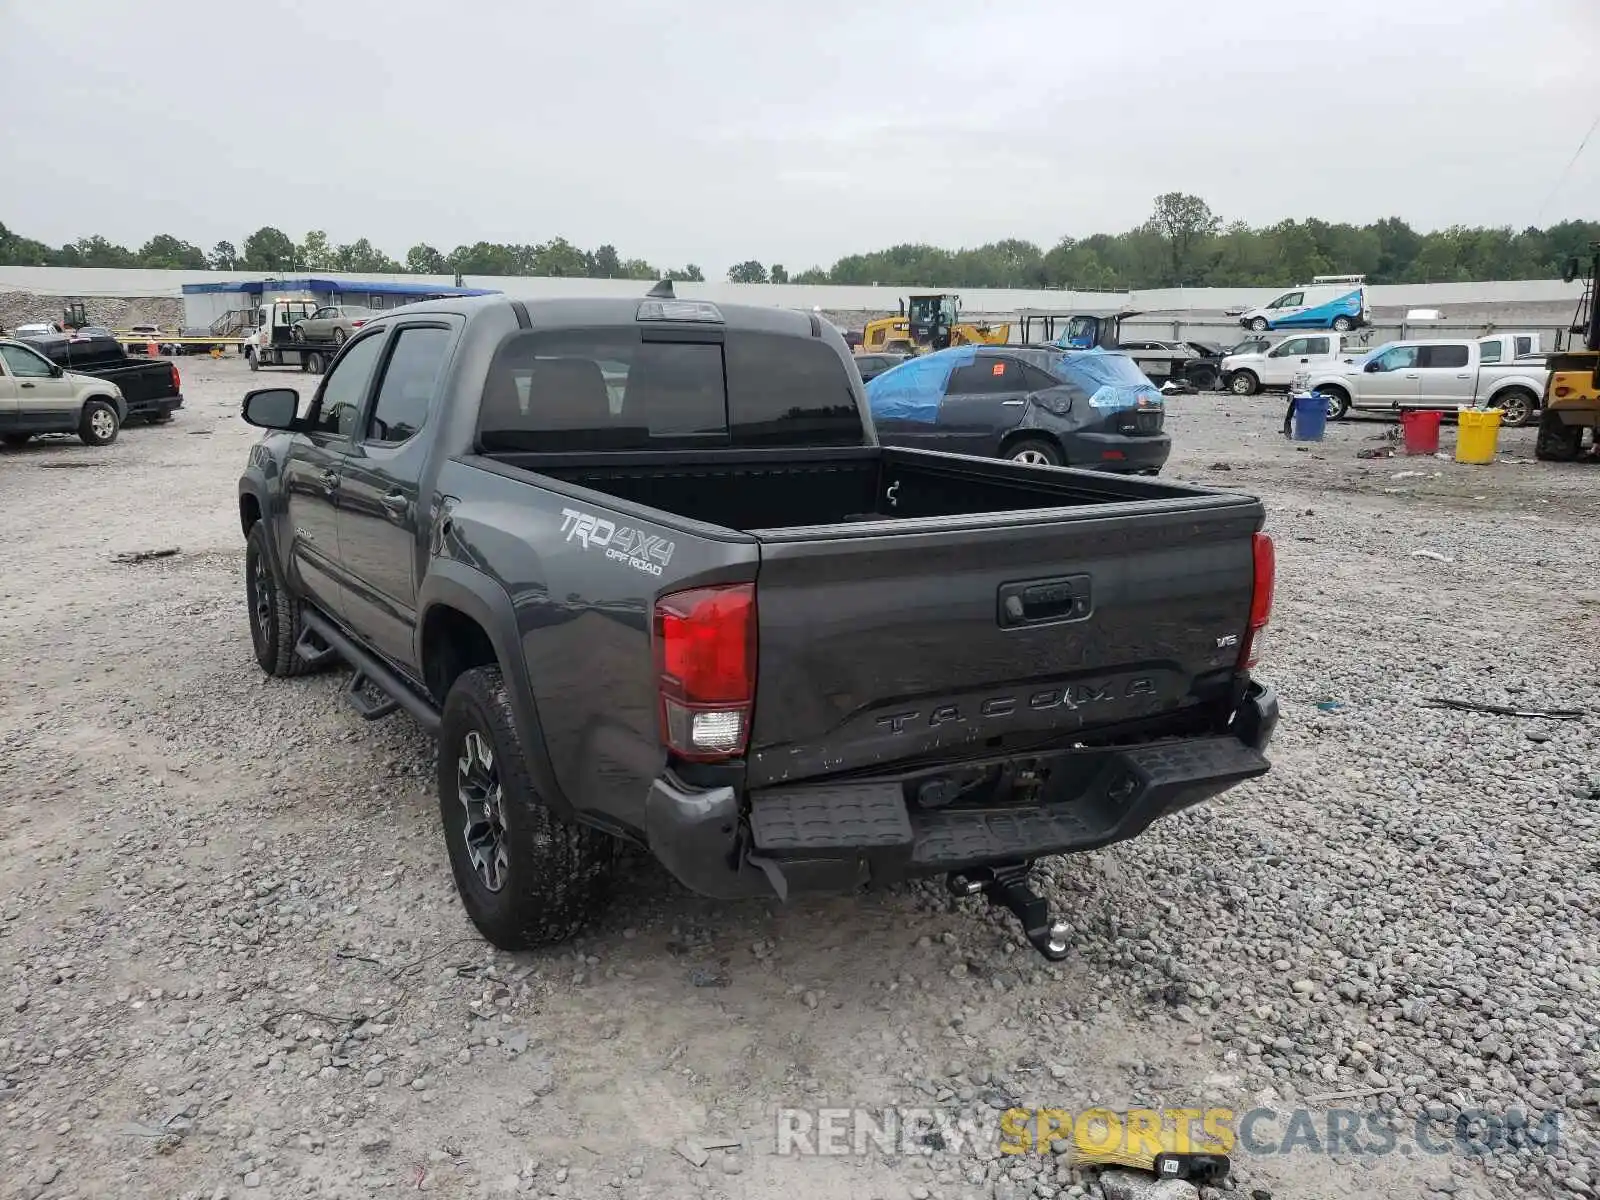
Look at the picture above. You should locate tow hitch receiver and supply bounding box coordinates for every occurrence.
[948,864,1069,960]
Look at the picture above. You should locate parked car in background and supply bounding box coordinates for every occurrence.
[1304,337,1549,422]
[866,344,1169,474]
[0,338,128,446]
[1237,279,1369,332]
[1222,332,1366,396]
[291,305,374,345]
[853,351,909,383]
[16,330,184,424]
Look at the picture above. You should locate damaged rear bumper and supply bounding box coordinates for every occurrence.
[646,682,1279,902]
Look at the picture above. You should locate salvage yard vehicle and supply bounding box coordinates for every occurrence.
[12,329,183,424]
[236,287,1277,959]
[1236,277,1369,332]
[1537,243,1600,461]
[852,350,909,383]
[245,299,342,373]
[1303,336,1549,421]
[0,338,128,446]
[866,344,1170,473]
[292,304,374,345]
[1221,332,1367,397]
[860,294,1010,355]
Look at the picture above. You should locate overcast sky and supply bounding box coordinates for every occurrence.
[3,0,1597,275]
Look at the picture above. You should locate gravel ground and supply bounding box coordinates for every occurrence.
[1,358,1597,1200]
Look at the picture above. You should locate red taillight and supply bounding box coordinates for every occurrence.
[654,583,756,761]
[1239,532,1276,669]
[1101,449,1126,460]
[352,319,366,327]
[170,363,181,392]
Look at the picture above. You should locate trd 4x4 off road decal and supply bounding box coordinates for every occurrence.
[559,508,676,577]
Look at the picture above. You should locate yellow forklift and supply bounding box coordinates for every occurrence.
[859,293,1010,355]
[1536,243,1600,462]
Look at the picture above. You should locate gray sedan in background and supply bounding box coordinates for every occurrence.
[291,305,375,345]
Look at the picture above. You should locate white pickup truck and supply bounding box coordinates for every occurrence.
[1222,332,1367,396]
[1303,333,1549,426]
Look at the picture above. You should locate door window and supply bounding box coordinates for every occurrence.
[1417,345,1468,369]
[1367,346,1419,372]
[1303,337,1331,355]
[1270,292,1304,309]
[1268,339,1307,358]
[311,333,386,437]
[0,343,55,378]
[945,357,1022,395]
[1018,362,1059,392]
[1514,337,1533,357]
[1479,341,1502,364]
[366,327,452,445]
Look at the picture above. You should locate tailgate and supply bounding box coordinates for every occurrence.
[745,498,1262,787]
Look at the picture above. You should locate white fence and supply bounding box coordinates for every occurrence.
[0,265,1584,314]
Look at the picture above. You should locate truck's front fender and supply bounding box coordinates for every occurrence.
[415,560,577,822]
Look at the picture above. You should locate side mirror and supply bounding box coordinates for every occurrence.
[1364,361,1381,373]
[50,363,64,378]
[242,387,300,430]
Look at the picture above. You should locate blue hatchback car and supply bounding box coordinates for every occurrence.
[864,344,1170,474]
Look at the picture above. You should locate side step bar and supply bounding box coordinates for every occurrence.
[298,612,441,736]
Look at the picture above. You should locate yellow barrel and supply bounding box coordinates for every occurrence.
[1455,408,1503,464]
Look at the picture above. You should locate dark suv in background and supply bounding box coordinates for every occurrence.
[865,344,1169,473]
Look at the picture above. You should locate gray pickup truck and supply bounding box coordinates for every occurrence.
[236,288,1279,958]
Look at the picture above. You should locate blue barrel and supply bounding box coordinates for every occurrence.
[1293,393,1328,441]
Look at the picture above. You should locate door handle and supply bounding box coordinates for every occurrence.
[319,470,339,490]
[1456,374,1470,379]
[1002,399,1025,406]
[20,382,35,388]
[1404,373,1419,378]
[380,492,409,515]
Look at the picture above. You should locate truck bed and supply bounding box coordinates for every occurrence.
[478,444,1263,789]
[486,444,1209,532]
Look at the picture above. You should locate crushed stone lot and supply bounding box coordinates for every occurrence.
[1,357,1597,1200]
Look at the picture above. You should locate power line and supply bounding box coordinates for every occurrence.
[1534,102,1600,227]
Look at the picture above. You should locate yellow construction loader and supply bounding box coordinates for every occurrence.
[1536,244,1600,462]
[859,293,1010,355]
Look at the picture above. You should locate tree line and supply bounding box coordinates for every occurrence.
[4,195,1597,289]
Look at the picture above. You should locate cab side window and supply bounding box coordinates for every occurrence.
[310,333,386,438]
[0,344,54,378]
[366,327,451,445]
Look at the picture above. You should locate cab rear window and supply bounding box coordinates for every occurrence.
[477,328,866,452]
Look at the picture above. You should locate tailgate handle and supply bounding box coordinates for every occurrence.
[998,575,1092,628]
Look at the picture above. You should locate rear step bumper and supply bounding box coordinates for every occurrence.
[646,682,1278,901]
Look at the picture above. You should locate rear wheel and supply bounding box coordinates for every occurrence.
[291,326,305,342]
[332,328,348,345]
[1005,438,1063,467]
[1535,413,1583,462]
[1495,388,1536,428]
[78,400,120,446]
[1229,370,1259,396]
[1332,316,1354,332]
[439,666,617,950]
[248,348,259,372]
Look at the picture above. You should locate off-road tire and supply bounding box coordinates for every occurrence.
[1534,413,1583,462]
[439,666,616,950]
[1229,370,1259,396]
[244,522,318,677]
[78,399,120,446]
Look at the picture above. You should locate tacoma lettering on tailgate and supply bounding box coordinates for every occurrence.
[559,507,676,577]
